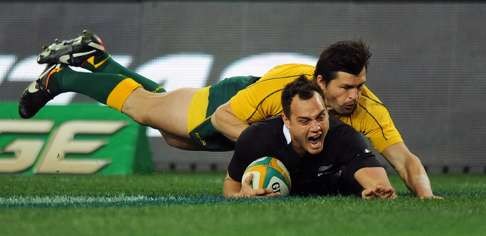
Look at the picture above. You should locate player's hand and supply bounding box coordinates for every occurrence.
[237,174,281,198]
[361,185,397,200]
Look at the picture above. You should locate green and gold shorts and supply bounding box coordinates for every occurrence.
[187,76,259,151]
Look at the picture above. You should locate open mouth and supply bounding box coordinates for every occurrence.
[308,134,323,147]
[341,103,357,113]
[343,103,356,109]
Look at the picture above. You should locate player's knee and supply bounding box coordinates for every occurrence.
[126,110,148,126]
[163,136,180,147]
[130,104,155,126]
[162,134,199,150]
[163,136,184,148]
[137,111,151,126]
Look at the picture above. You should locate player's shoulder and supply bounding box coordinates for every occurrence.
[324,115,370,159]
[238,117,285,150]
[267,63,315,71]
[242,117,283,138]
[327,115,360,140]
[353,86,394,124]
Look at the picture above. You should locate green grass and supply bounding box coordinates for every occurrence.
[0,173,485,236]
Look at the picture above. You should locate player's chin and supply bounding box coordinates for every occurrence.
[306,138,324,154]
[336,104,356,115]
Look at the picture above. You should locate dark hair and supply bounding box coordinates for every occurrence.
[282,75,325,118]
[313,40,371,83]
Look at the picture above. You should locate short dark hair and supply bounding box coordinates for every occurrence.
[313,40,371,83]
[282,75,325,118]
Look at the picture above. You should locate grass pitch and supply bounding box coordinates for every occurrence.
[0,173,485,236]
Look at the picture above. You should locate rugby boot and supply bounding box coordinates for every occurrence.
[37,30,108,70]
[18,64,63,119]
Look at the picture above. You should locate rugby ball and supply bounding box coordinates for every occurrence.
[242,156,291,196]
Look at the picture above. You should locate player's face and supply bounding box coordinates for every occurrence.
[282,92,329,156]
[317,67,367,115]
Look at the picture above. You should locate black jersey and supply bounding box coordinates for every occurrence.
[227,116,382,196]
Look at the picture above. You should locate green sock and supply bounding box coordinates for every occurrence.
[83,55,165,93]
[49,66,140,108]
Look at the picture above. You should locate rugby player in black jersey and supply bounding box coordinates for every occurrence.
[22,33,436,198]
[223,76,396,199]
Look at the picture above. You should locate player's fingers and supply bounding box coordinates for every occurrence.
[239,189,263,198]
[374,185,382,192]
[254,190,281,198]
[254,188,268,196]
[362,189,371,197]
[241,176,255,192]
[377,186,390,195]
[263,188,280,196]
[265,192,281,197]
[264,188,275,194]
[375,185,387,195]
[243,174,253,186]
[370,185,394,199]
[361,189,376,199]
[381,188,397,199]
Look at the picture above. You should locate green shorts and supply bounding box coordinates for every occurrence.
[188,76,259,151]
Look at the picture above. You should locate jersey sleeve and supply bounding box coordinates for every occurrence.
[328,125,381,170]
[227,124,268,182]
[329,124,378,168]
[347,86,403,153]
[327,125,383,195]
[228,64,315,123]
[228,80,282,123]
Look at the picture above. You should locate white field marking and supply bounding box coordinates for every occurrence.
[0,195,223,207]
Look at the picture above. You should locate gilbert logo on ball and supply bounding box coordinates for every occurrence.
[242,156,291,196]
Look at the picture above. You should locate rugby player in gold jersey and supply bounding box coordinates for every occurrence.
[20,31,439,199]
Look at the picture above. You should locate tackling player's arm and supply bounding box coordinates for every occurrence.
[364,102,441,199]
[382,143,442,199]
[211,102,249,142]
[212,65,301,142]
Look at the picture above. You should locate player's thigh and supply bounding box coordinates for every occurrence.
[144,88,199,138]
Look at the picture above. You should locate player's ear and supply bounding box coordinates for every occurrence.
[316,75,327,89]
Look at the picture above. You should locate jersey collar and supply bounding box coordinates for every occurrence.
[282,124,291,144]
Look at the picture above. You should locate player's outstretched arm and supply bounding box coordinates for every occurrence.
[382,142,442,199]
[211,103,250,142]
[223,173,279,198]
[354,167,397,200]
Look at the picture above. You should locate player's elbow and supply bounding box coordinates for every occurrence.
[211,105,226,132]
[211,103,245,141]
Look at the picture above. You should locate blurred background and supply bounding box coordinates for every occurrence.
[1,0,485,173]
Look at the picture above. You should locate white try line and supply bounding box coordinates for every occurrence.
[0,195,224,208]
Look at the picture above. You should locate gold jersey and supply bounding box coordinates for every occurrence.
[229,63,403,153]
